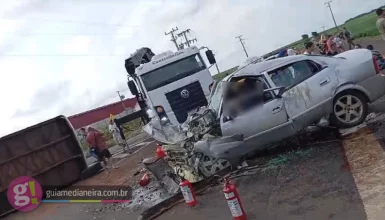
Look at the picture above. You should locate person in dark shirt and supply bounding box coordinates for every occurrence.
[86,126,116,170]
[343,27,355,50]
[367,44,385,70]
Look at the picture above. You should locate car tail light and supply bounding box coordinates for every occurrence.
[373,56,381,74]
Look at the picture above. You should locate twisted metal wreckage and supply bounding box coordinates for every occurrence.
[143,106,242,183]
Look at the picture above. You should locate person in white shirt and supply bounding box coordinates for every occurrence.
[303,42,315,55]
[108,119,128,152]
[333,34,345,53]
[287,49,297,56]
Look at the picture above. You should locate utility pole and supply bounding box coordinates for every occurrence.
[165,27,179,51]
[117,91,129,115]
[324,1,339,31]
[178,29,197,48]
[236,35,249,58]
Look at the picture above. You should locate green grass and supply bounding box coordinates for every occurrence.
[213,66,239,81]
[285,9,381,50]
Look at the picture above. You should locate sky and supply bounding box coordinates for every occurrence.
[0,0,384,137]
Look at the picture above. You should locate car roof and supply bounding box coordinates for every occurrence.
[232,55,306,78]
[220,55,310,82]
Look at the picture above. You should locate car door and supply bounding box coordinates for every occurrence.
[266,60,338,130]
[294,60,339,122]
[221,76,296,148]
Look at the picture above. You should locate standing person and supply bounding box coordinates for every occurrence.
[287,48,297,56]
[80,127,98,160]
[376,8,385,41]
[319,34,328,55]
[108,119,128,153]
[303,42,315,55]
[367,44,385,70]
[343,27,355,50]
[277,49,288,58]
[326,35,338,56]
[333,33,345,53]
[79,127,87,140]
[86,126,116,170]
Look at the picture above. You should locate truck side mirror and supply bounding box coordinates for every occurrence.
[128,80,138,96]
[205,50,216,64]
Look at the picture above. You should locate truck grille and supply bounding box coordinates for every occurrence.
[165,81,208,123]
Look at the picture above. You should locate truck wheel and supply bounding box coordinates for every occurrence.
[330,91,368,128]
[80,162,103,180]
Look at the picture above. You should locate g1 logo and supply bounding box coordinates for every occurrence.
[7,176,43,212]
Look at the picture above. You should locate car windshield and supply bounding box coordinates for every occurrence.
[141,54,206,91]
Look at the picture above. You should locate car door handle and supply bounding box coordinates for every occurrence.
[319,77,330,86]
[272,106,282,114]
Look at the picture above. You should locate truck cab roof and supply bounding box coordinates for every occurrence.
[136,46,201,76]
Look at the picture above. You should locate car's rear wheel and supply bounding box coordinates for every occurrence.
[330,91,368,128]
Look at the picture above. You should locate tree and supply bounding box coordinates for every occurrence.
[301,34,309,39]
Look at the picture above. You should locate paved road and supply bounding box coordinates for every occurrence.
[158,115,385,220]
[355,36,385,52]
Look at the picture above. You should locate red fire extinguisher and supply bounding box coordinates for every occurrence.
[179,177,197,207]
[223,178,247,220]
[139,173,150,187]
[156,143,167,158]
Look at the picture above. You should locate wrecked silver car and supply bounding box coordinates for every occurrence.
[144,50,385,180]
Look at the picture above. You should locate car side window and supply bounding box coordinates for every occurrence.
[308,60,322,73]
[263,81,274,102]
[268,61,314,90]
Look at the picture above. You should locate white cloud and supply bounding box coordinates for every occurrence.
[0,0,384,137]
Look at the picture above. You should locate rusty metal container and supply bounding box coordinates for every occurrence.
[0,116,87,216]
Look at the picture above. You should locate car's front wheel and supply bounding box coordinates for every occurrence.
[330,91,368,128]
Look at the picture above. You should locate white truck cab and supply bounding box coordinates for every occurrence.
[126,46,217,125]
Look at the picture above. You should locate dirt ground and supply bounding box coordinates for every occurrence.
[4,139,157,220]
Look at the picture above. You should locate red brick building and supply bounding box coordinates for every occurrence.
[68,98,139,130]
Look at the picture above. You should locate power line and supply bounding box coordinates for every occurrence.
[235,35,249,58]
[165,27,179,51]
[0,33,136,37]
[324,1,339,31]
[0,18,140,28]
[0,54,126,57]
[177,29,197,48]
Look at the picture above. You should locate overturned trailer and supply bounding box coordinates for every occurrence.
[0,116,87,217]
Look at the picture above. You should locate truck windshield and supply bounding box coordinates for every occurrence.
[141,54,206,91]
